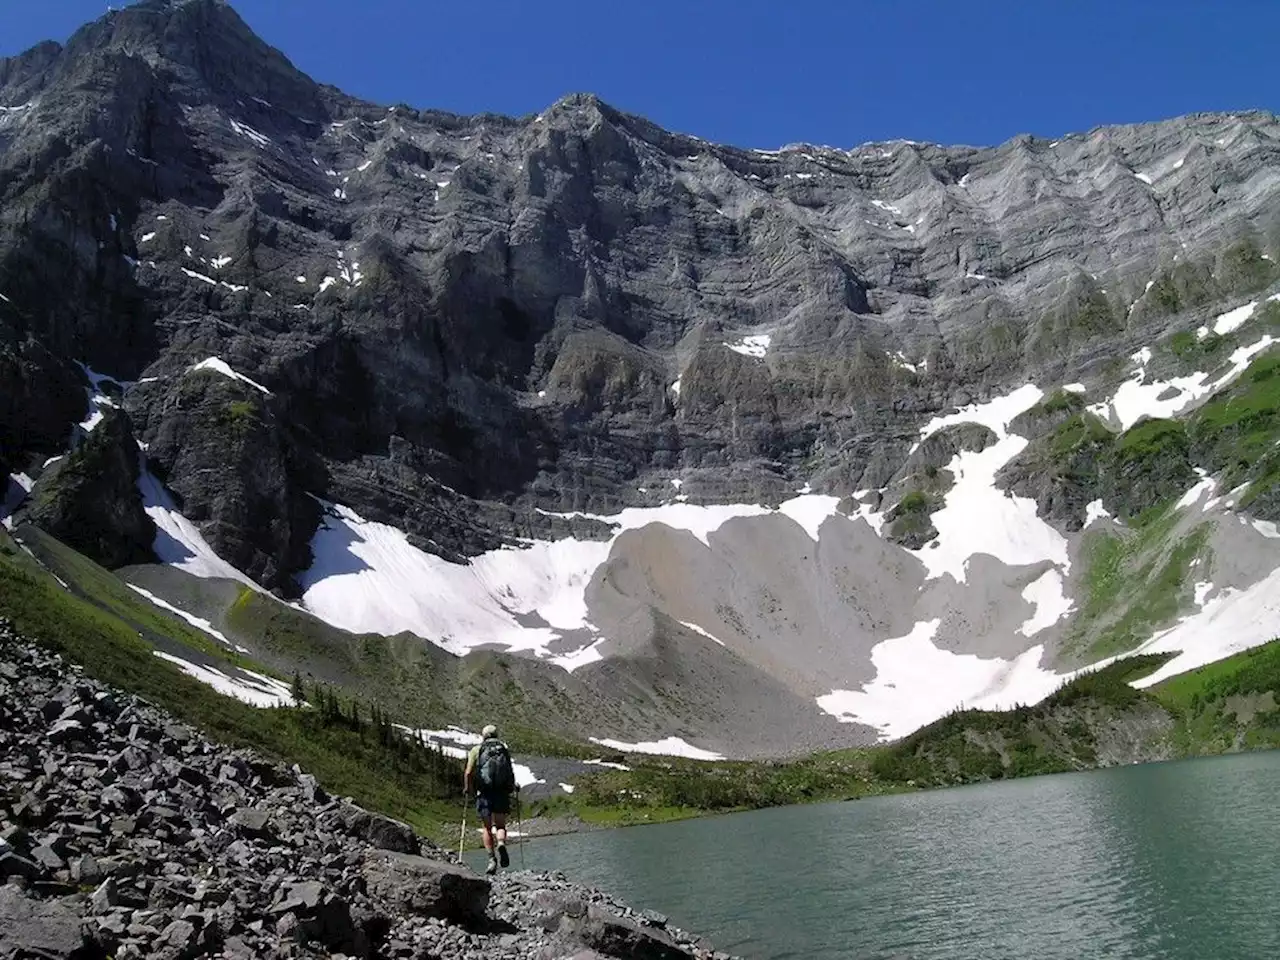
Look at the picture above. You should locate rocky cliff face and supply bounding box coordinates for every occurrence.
[5,0,1280,756]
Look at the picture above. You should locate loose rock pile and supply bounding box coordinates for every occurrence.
[0,621,738,960]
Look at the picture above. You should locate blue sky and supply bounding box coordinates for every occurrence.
[3,1,1276,149]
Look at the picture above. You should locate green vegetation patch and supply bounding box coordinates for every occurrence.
[1113,417,1189,467]
[1146,261,1218,318]
[21,527,250,666]
[1038,389,1086,417]
[1217,239,1279,295]
[1048,412,1113,460]
[1066,502,1210,661]
[869,654,1176,787]
[886,488,941,542]
[1154,638,1280,753]
[1186,347,1280,508]
[564,746,904,819]
[1166,329,1231,368]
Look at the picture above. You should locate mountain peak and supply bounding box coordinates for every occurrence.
[59,0,322,114]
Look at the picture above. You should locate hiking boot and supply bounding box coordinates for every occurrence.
[497,843,510,868]
[485,855,497,876]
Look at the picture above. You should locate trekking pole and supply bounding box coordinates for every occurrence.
[517,790,526,870]
[458,794,468,860]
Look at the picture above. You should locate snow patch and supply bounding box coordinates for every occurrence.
[2,473,33,528]
[182,267,217,286]
[229,118,272,148]
[1017,569,1073,636]
[1131,563,1280,687]
[1088,330,1279,431]
[679,621,726,646]
[514,763,544,788]
[299,494,850,662]
[589,737,724,761]
[187,357,271,395]
[1063,383,1086,394]
[210,256,232,271]
[1213,301,1259,336]
[891,351,921,373]
[75,363,124,436]
[817,619,1064,740]
[911,384,1068,581]
[724,334,771,359]
[551,640,606,673]
[1084,499,1113,527]
[1176,476,1218,510]
[559,783,576,794]
[582,758,631,772]
[777,495,842,542]
[153,651,293,708]
[140,232,156,243]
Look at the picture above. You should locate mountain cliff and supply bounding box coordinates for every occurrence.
[4,0,1280,758]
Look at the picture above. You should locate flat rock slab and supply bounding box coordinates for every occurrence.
[362,850,490,925]
[534,893,689,960]
[0,885,101,959]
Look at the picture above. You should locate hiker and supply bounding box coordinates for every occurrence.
[464,724,519,875]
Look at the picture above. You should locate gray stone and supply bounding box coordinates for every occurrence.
[323,802,419,854]
[30,843,64,871]
[229,808,274,840]
[297,773,328,804]
[361,850,490,925]
[48,718,87,745]
[541,902,689,960]
[161,918,197,948]
[71,853,103,885]
[91,877,120,913]
[0,885,98,958]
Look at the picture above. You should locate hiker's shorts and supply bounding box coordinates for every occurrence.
[476,791,511,819]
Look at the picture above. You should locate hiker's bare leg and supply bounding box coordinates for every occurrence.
[492,812,507,846]
[480,815,494,853]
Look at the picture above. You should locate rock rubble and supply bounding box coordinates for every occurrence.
[0,620,738,960]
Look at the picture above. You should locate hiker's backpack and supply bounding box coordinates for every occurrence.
[477,738,516,793]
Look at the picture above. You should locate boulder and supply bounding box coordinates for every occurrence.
[361,850,490,925]
[534,893,688,960]
[322,801,419,854]
[270,880,359,953]
[0,885,103,959]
